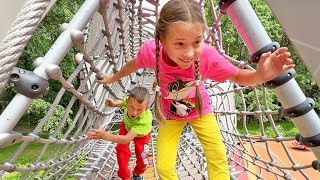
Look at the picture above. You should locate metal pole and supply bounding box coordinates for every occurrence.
[223,0,320,161]
[0,0,101,133]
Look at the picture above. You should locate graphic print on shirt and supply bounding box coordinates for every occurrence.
[164,77,195,117]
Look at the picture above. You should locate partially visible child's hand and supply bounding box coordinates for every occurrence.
[257,47,295,82]
[105,99,116,107]
[96,72,115,84]
[87,123,106,140]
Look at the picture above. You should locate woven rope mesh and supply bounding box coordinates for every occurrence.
[0,0,319,179]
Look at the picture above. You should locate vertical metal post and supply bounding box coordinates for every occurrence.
[223,0,320,160]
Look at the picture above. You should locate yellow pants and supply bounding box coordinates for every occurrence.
[156,113,229,180]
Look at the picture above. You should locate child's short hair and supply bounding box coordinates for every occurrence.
[128,86,150,104]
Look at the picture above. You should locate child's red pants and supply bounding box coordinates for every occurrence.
[116,121,151,180]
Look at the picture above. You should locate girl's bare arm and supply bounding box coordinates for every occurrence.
[105,99,123,107]
[229,47,294,86]
[97,58,140,84]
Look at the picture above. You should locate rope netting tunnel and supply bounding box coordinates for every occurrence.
[0,0,320,179]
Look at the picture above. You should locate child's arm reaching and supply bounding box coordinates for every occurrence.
[97,58,139,84]
[87,123,138,144]
[105,99,123,107]
[229,47,295,86]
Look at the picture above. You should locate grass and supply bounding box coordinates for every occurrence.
[0,141,80,180]
[0,142,58,165]
[0,121,85,179]
[237,120,298,137]
[0,142,60,180]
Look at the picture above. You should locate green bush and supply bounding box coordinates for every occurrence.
[27,99,73,137]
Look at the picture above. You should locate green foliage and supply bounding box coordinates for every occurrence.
[295,73,320,111]
[0,0,84,127]
[250,1,283,44]
[265,124,298,138]
[265,125,283,138]
[204,0,292,60]
[22,0,84,109]
[283,127,299,137]
[17,0,84,105]
[237,121,261,135]
[1,172,23,180]
[235,88,283,122]
[18,0,83,73]
[27,99,73,137]
[0,86,16,113]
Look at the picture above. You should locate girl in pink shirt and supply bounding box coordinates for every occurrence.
[97,0,294,179]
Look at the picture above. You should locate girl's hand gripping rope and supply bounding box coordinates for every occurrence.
[96,72,116,84]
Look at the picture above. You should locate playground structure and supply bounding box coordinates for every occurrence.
[0,0,320,179]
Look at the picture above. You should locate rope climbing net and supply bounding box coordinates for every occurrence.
[0,0,319,179]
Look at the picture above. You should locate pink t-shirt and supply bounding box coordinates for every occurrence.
[135,39,237,120]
